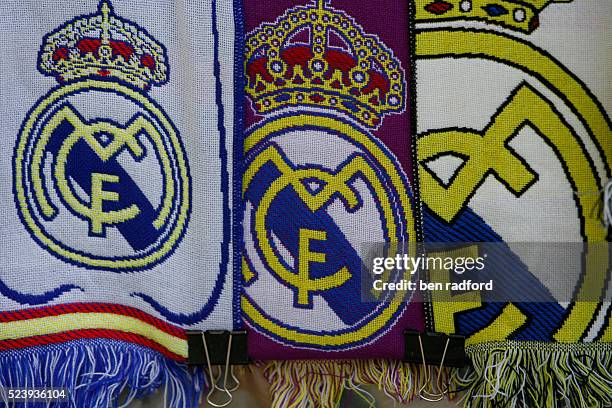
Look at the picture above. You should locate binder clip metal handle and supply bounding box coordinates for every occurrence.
[418,334,449,402]
[403,330,466,402]
[202,331,233,407]
[186,330,249,407]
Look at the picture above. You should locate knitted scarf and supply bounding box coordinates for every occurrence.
[242,0,422,360]
[248,1,612,408]
[1,1,610,408]
[0,1,243,406]
[417,0,612,406]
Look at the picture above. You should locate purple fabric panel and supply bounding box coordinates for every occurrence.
[243,0,423,360]
[248,298,425,360]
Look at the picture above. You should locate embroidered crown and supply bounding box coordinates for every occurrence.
[38,1,167,89]
[245,0,406,128]
[416,0,568,32]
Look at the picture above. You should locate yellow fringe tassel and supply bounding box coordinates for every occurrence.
[259,342,612,408]
[261,359,428,408]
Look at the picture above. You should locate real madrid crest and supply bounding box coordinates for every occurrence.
[414,1,611,342]
[13,1,190,271]
[242,0,416,350]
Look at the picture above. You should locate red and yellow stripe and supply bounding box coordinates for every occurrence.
[0,303,187,361]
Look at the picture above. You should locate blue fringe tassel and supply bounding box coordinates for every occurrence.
[0,339,207,408]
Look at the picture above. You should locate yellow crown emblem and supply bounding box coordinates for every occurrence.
[415,0,571,32]
[38,1,168,90]
[245,0,406,128]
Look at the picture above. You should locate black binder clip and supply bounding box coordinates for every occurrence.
[404,330,465,367]
[186,330,248,407]
[404,331,466,401]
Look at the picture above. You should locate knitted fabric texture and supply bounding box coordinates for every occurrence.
[251,1,612,407]
[416,0,612,406]
[0,1,243,406]
[242,0,424,359]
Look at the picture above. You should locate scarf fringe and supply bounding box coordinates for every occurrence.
[454,341,612,408]
[261,342,612,408]
[0,339,206,408]
[2,340,610,407]
[261,359,428,408]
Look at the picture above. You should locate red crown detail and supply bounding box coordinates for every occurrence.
[245,0,406,128]
[38,1,167,90]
